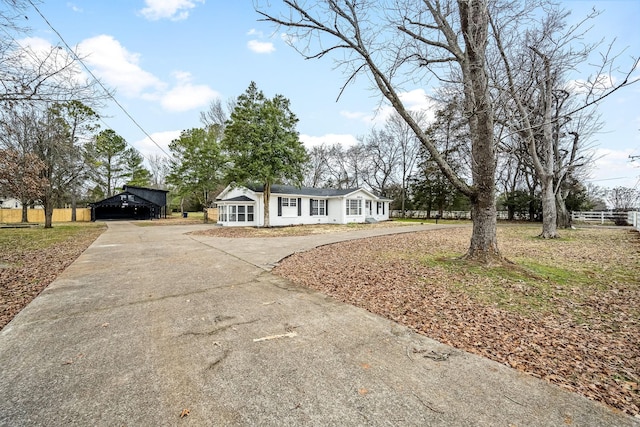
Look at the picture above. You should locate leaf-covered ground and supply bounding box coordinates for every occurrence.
[0,223,105,330]
[273,225,640,416]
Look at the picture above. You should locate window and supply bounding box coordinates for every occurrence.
[311,199,326,216]
[281,197,296,207]
[220,204,255,222]
[346,199,362,216]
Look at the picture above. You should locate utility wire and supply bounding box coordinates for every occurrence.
[26,0,171,158]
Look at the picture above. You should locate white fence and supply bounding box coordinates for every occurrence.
[571,211,639,229]
[392,210,520,220]
[392,210,640,231]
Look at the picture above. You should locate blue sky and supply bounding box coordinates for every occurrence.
[20,0,640,189]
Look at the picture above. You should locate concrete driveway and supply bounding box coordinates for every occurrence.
[0,221,636,426]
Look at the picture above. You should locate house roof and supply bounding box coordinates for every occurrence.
[220,195,255,202]
[245,183,360,197]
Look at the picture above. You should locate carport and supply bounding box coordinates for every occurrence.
[90,192,159,221]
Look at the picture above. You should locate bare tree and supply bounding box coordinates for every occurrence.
[607,187,640,211]
[491,5,638,237]
[148,153,170,189]
[384,111,423,214]
[1,0,105,107]
[258,0,500,262]
[303,143,331,188]
[362,128,400,197]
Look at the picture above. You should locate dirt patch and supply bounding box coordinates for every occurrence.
[273,225,640,416]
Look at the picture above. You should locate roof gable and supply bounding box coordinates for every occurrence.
[91,191,158,207]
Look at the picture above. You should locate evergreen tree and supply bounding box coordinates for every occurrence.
[223,82,308,227]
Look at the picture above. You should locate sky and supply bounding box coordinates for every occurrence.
[15,0,640,190]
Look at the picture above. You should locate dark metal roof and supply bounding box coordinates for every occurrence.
[122,185,169,193]
[245,183,358,197]
[220,195,254,202]
[90,191,158,208]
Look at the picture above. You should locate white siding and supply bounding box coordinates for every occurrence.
[216,185,390,227]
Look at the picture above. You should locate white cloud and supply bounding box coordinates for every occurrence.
[247,40,275,54]
[160,71,219,112]
[134,130,181,159]
[66,2,82,13]
[139,0,204,21]
[78,35,165,97]
[246,29,263,37]
[341,89,436,127]
[340,110,370,121]
[588,147,640,189]
[300,133,359,149]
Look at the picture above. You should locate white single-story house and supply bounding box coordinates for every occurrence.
[215,184,392,227]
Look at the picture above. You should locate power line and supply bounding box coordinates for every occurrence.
[26,0,171,158]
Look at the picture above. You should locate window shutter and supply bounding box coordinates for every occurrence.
[277,197,282,216]
[298,198,302,216]
[383,202,385,214]
[376,202,380,214]
[325,200,328,216]
[310,199,314,216]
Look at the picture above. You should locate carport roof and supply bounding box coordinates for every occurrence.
[90,191,158,208]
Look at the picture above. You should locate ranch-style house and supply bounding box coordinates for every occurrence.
[215,184,391,227]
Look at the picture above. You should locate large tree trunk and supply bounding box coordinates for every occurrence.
[467,194,499,263]
[43,194,54,229]
[459,0,500,261]
[539,176,558,238]
[263,182,271,227]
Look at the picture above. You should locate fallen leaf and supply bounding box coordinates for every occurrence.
[179,408,190,418]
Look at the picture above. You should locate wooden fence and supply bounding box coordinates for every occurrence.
[0,208,92,223]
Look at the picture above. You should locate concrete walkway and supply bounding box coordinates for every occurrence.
[0,222,637,426]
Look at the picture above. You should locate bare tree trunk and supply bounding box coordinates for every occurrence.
[71,191,77,222]
[555,191,571,228]
[539,176,558,238]
[21,203,28,223]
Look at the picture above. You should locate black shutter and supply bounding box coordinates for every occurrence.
[325,200,328,216]
[376,202,380,215]
[383,202,385,214]
[277,197,282,216]
[297,198,302,216]
[310,199,314,216]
